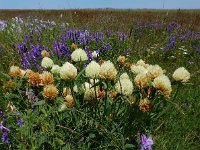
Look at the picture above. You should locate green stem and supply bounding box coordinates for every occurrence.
[172,82,181,101]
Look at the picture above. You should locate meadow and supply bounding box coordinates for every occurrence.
[0,9,200,149]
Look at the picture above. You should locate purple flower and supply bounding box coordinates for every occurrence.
[140,134,153,150]
[0,123,10,144]
[17,117,24,127]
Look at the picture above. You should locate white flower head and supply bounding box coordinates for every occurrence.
[120,72,130,80]
[51,65,61,74]
[71,48,88,62]
[41,57,54,68]
[60,62,77,80]
[85,61,100,78]
[172,67,190,83]
[115,78,133,96]
[131,65,148,75]
[99,61,117,80]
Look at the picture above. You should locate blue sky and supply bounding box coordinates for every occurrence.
[0,0,200,9]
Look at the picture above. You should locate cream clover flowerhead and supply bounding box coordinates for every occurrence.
[9,66,22,78]
[131,65,148,75]
[172,67,190,83]
[85,61,100,78]
[153,74,172,99]
[51,65,61,74]
[60,62,77,80]
[115,78,133,96]
[41,57,54,68]
[134,73,149,88]
[147,64,163,79]
[136,59,146,66]
[120,72,130,80]
[71,48,88,62]
[136,59,149,68]
[99,61,117,80]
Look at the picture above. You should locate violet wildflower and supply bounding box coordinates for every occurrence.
[17,117,24,127]
[140,134,153,150]
[0,123,10,144]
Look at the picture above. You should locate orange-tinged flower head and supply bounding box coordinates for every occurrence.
[41,71,54,86]
[28,72,42,87]
[139,98,153,112]
[43,85,58,100]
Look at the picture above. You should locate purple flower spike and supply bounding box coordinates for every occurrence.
[140,134,153,150]
[0,123,10,144]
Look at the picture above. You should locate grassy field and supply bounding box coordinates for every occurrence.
[0,9,200,149]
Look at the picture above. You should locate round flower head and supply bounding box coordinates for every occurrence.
[172,67,190,83]
[139,98,153,112]
[115,78,133,96]
[43,84,58,100]
[117,55,126,66]
[60,62,77,80]
[28,72,42,87]
[41,50,50,58]
[153,74,172,99]
[131,65,148,75]
[120,72,130,80]
[85,61,100,78]
[99,61,117,80]
[51,65,61,74]
[40,71,54,86]
[134,73,149,88]
[71,48,88,62]
[41,57,54,69]
[9,66,22,78]
[147,65,163,79]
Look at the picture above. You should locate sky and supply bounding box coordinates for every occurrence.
[0,0,200,9]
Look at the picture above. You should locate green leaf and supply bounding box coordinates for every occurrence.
[35,100,45,106]
[55,138,65,145]
[89,133,96,139]
[124,144,135,148]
